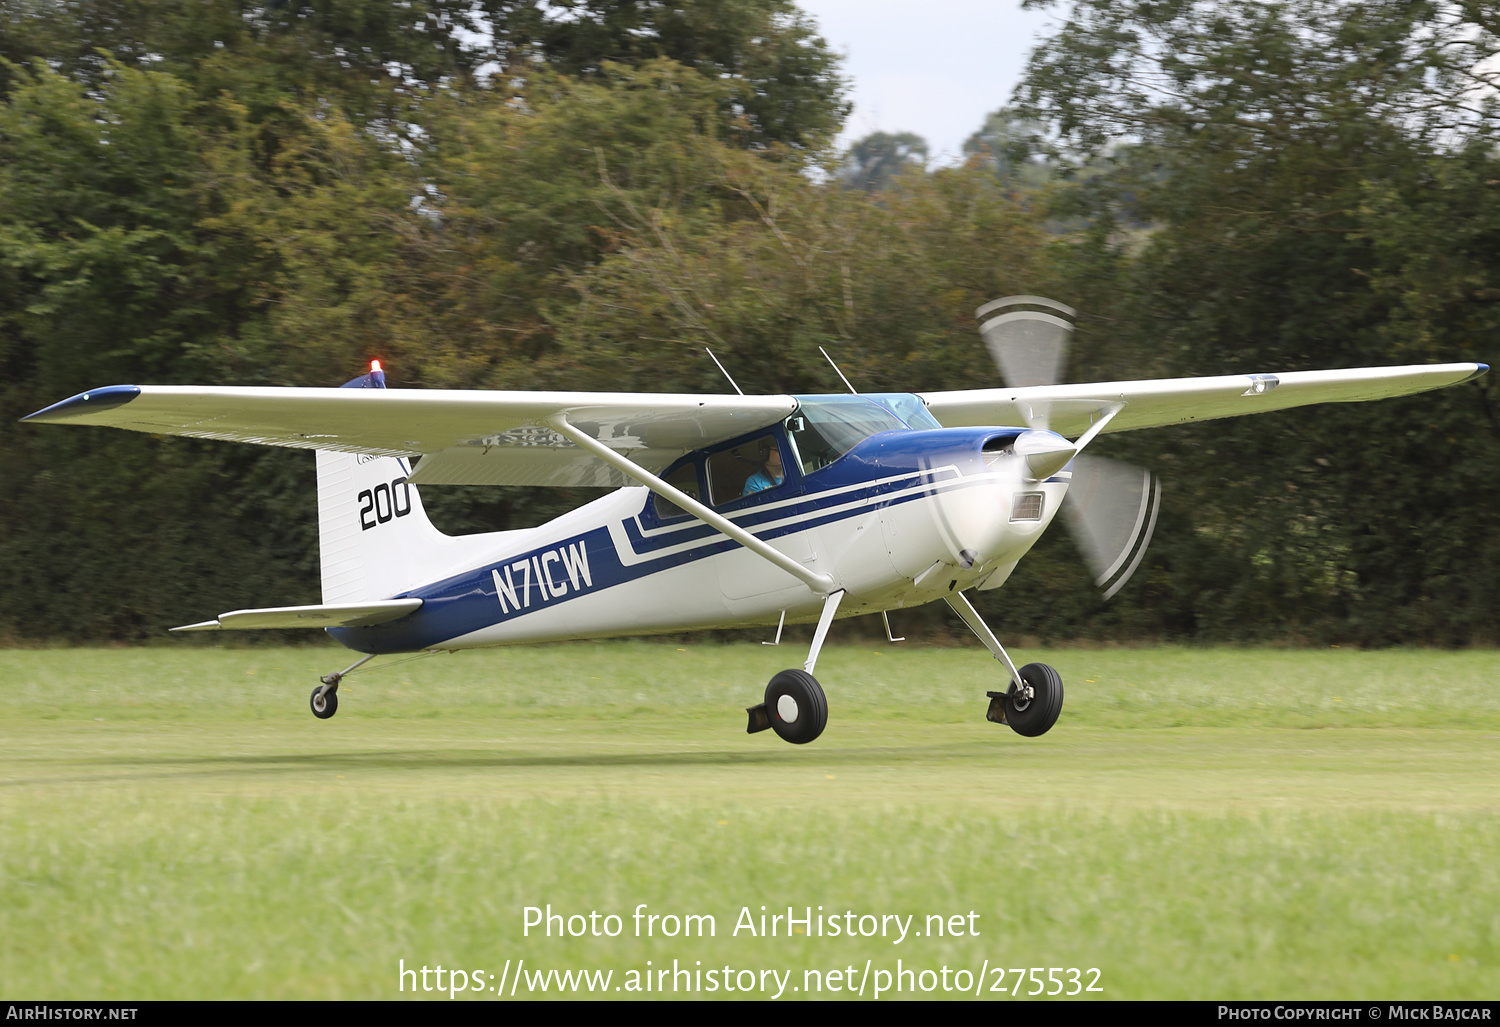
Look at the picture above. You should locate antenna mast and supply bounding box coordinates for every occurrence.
[704,348,744,395]
[819,347,858,394]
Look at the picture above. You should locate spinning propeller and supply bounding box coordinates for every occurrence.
[977,296,1161,599]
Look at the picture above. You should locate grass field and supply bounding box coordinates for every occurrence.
[2,641,1498,1000]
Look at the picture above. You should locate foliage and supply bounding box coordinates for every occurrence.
[838,130,929,193]
[0,0,492,128]
[1,1,1496,645]
[549,151,1049,395]
[1000,0,1500,644]
[0,5,854,640]
[490,0,851,151]
[0,0,849,148]
[962,107,1053,189]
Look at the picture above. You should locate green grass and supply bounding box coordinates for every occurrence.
[2,642,1498,1000]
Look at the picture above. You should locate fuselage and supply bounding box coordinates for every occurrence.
[331,403,1072,654]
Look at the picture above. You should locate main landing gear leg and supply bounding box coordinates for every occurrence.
[310,653,376,720]
[944,592,1064,737]
[747,590,843,745]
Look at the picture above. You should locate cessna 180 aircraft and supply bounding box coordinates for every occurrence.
[23,297,1489,744]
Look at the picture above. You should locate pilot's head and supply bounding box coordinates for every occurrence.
[760,439,782,476]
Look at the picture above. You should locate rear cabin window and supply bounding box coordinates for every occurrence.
[653,460,702,520]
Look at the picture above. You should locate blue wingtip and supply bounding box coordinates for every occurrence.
[1461,363,1490,384]
[20,385,141,423]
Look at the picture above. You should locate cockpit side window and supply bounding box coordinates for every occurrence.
[707,434,785,505]
[653,459,703,521]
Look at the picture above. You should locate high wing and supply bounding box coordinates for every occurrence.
[921,363,1488,437]
[21,385,795,487]
[22,364,1487,482]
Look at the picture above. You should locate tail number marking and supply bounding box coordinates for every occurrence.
[492,542,593,614]
[358,478,413,531]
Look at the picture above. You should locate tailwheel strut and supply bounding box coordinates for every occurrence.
[309,654,375,720]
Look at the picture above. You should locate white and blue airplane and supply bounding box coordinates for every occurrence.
[22,298,1489,743]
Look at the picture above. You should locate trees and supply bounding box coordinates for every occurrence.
[0,61,393,639]
[5,0,1492,644]
[0,4,871,640]
[546,151,1048,395]
[962,108,1052,190]
[840,131,929,192]
[1004,0,1500,642]
[489,0,850,151]
[0,1,493,127]
[0,0,849,149]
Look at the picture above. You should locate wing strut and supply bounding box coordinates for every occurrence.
[544,414,837,595]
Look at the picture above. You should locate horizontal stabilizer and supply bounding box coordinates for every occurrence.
[171,598,423,632]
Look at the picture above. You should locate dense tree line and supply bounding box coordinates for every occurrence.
[1,1,1495,644]
[999,0,1500,644]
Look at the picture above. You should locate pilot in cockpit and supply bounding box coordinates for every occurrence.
[742,439,784,496]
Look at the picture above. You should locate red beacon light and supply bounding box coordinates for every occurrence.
[370,359,383,373]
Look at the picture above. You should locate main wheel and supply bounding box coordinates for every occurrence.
[1005,663,1063,737]
[764,670,828,745]
[310,686,339,720]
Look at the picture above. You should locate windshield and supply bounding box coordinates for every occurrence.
[785,395,930,475]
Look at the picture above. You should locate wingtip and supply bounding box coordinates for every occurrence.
[169,620,222,632]
[1460,363,1490,385]
[21,385,142,423]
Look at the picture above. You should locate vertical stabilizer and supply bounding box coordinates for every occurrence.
[315,364,455,602]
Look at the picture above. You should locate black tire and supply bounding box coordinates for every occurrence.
[764,670,828,745]
[310,686,339,720]
[1006,663,1063,737]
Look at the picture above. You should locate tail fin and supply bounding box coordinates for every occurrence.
[315,363,454,602]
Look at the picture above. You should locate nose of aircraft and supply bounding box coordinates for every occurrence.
[1013,429,1077,481]
[925,430,1073,573]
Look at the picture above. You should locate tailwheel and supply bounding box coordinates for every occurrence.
[764,669,828,745]
[309,685,339,720]
[1001,662,1063,737]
